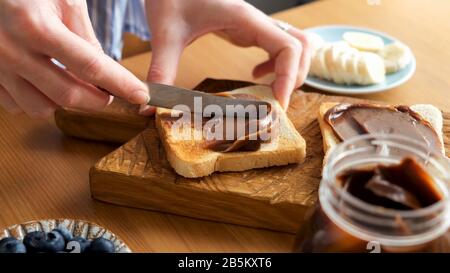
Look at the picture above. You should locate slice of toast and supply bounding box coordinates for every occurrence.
[156,85,306,178]
[318,102,445,163]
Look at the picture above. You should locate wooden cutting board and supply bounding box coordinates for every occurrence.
[55,79,450,233]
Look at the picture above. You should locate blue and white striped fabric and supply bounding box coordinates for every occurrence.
[87,0,151,60]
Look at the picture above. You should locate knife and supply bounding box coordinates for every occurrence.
[145,82,271,118]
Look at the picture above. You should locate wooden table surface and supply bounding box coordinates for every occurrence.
[1,0,449,252]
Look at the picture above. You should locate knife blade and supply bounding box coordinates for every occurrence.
[145,82,271,117]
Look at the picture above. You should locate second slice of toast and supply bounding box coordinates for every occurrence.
[317,102,445,164]
[155,85,306,178]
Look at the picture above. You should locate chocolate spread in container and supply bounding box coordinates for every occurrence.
[159,93,277,153]
[337,157,443,210]
[324,104,442,152]
[293,157,448,253]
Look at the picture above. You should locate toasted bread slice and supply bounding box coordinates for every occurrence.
[318,102,445,163]
[156,85,306,178]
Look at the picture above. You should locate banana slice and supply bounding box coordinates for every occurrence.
[357,52,386,85]
[324,42,349,84]
[309,45,330,80]
[306,32,325,53]
[338,51,355,85]
[345,52,360,85]
[309,48,321,77]
[333,51,349,84]
[343,31,385,52]
[336,46,358,84]
[378,42,413,73]
[318,45,332,80]
[354,55,365,85]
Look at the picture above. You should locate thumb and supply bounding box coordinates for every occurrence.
[147,39,184,84]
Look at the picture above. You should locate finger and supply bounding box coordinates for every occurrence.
[0,85,22,114]
[253,29,312,87]
[272,44,301,110]
[3,75,56,119]
[233,12,301,109]
[148,38,184,84]
[253,58,275,78]
[288,28,312,86]
[20,55,111,111]
[37,21,149,105]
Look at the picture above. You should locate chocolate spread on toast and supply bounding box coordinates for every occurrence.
[159,93,278,153]
[324,104,442,152]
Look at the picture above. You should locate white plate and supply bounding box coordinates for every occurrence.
[304,25,416,95]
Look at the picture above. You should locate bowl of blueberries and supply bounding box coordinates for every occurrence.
[0,219,131,253]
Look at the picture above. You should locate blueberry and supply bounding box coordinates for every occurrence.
[66,236,91,253]
[23,231,45,252]
[0,237,15,247]
[0,237,26,253]
[52,225,73,243]
[23,231,65,253]
[87,237,115,253]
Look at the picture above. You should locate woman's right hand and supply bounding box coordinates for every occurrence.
[0,0,149,118]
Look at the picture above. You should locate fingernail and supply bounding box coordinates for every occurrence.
[272,81,290,111]
[107,95,114,106]
[128,90,150,104]
[280,96,289,110]
[282,100,289,111]
[139,105,156,116]
[139,105,150,115]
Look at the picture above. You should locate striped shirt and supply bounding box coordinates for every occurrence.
[87,0,151,60]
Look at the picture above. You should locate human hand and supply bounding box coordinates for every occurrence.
[0,0,148,118]
[144,0,311,113]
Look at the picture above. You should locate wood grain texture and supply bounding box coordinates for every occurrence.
[2,0,450,252]
[90,79,450,233]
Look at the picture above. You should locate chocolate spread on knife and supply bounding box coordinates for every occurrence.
[337,157,443,210]
[159,93,277,153]
[324,104,442,152]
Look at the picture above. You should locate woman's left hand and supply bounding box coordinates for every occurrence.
[143,0,312,114]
